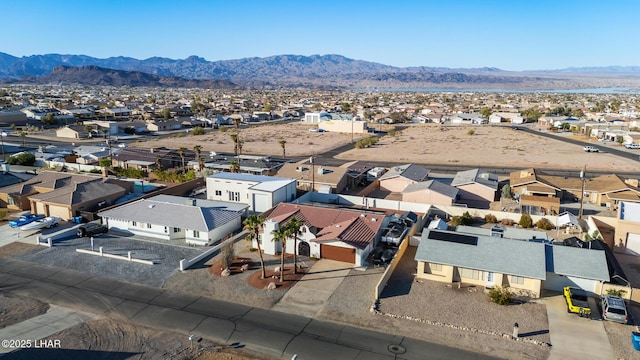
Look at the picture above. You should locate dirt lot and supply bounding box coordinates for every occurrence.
[336,124,639,171]
[0,293,49,330]
[133,123,361,157]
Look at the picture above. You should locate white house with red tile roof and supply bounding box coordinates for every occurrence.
[257,203,386,266]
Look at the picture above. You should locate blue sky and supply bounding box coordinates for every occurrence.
[3,0,638,71]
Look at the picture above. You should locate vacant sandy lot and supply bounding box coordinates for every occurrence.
[134,123,639,172]
[336,125,639,172]
[134,123,362,157]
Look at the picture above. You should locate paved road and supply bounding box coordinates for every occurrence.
[0,257,497,360]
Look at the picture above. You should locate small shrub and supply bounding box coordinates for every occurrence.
[485,214,498,223]
[536,218,555,230]
[500,218,515,226]
[488,286,513,305]
[519,213,533,228]
[6,153,36,166]
[0,208,6,220]
[606,289,627,297]
[220,241,235,269]
[248,247,258,252]
[450,211,474,226]
[467,129,475,136]
[191,126,205,135]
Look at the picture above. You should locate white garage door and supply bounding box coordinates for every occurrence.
[544,272,597,293]
[625,233,640,256]
[252,193,270,212]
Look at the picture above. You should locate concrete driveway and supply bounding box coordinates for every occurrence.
[543,295,613,360]
[271,259,354,318]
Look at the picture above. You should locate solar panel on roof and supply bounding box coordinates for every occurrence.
[428,230,478,246]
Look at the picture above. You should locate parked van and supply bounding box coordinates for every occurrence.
[601,295,628,324]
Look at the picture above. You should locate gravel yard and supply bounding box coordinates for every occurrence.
[317,246,550,360]
[16,234,205,287]
[163,240,301,309]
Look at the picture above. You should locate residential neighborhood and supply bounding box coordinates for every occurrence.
[2,84,640,360]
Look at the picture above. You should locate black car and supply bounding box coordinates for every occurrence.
[77,223,108,237]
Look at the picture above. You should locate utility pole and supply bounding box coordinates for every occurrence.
[310,148,315,193]
[579,165,586,219]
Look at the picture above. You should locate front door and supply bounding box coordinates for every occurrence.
[485,272,495,287]
[298,241,310,257]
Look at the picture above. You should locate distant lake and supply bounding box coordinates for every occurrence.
[356,87,640,94]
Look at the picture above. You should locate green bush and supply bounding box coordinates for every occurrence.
[606,289,627,297]
[519,213,533,228]
[191,126,205,135]
[354,136,379,149]
[451,211,474,226]
[536,218,555,230]
[485,214,498,223]
[488,286,513,305]
[0,208,6,220]
[6,153,36,166]
[467,129,475,136]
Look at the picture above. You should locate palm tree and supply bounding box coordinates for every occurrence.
[233,117,240,130]
[279,140,287,160]
[177,147,187,172]
[271,226,288,282]
[286,218,304,274]
[229,160,239,173]
[243,214,266,279]
[230,133,239,156]
[20,132,27,147]
[101,128,109,139]
[193,145,202,170]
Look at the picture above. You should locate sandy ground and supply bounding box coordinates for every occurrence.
[133,123,639,172]
[4,319,275,360]
[333,124,637,172]
[0,293,49,330]
[133,123,362,157]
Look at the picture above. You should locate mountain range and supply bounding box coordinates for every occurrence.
[1,52,640,90]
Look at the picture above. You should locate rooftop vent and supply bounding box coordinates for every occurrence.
[148,204,156,209]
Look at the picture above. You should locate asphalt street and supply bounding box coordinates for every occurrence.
[0,257,498,359]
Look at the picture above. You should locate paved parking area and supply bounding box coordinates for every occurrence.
[542,295,614,360]
[14,233,206,287]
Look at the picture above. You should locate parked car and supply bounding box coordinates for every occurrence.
[564,286,591,317]
[19,216,60,231]
[625,143,640,149]
[9,213,45,228]
[583,146,599,152]
[601,295,628,324]
[77,222,108,237]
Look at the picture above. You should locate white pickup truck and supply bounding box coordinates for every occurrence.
[583,145,599,152]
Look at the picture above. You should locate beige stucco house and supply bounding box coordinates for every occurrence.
[415,229,610,297]
[379,164,430,193]
[401,180,459,205]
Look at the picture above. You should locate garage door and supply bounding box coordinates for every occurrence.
[48,205,70,220]
[321,244,355,264]
[544,272,597,293]
[35,202,46,215]
[626,233,640,255]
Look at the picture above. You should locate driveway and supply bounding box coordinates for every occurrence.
[271,259,354,318]
[543,295,614,360]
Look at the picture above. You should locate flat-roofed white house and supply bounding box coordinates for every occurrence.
[98,194,247,245]
[206,172,297,213]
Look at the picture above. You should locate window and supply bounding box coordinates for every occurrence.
[215,190,222,196]
[511,275,524,285]
[7,197,14,206]
[431,263,442,272]
[459,268,480,280]
[227,191,240,201]
[147,223,152,229]
[164,226,168,233]
[193,230,200,238]
[132,221,137,227]
[173,227,180,233]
